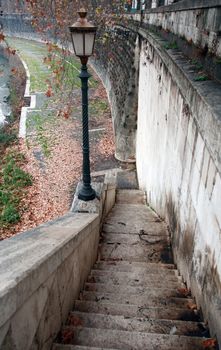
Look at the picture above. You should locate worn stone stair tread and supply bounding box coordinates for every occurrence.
[107,204,159,218]
[68,311,208,336]
[83,285,187,298]
[103,216,166,229]
[107,203,156,212]
[89,269,182,284]
[53,345,117,350]
[87,273,186,291]
[100,232,169,244]
[74,301,200,321]
[102,224,168,235]
[99,243,173,263]
[62,327,209,349]
[93,261,176,273]
[81,289,194,308]
[116,189,146,204]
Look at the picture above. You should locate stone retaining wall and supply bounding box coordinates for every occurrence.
[0,180,116,350]
[0,14,36,39]
[136,28,221,344]
[143,1,221,57]
[92,25,140,162]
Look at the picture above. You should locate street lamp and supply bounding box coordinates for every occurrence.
[69,9,97,201]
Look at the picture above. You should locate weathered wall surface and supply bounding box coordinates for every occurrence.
[92,0,221,161]
[0,14,41,40]
[92,26,140,162]
[142,2,221,57]
[136,29,221,343]
[0,213,100,350]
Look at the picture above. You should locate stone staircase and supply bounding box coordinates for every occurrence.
[52,189,215,350]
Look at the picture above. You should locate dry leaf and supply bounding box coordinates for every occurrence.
[61,328,75,344]
[177,288,190,297]
[202,338,217,349]
[187,302,198,310]
[68,315,83,327]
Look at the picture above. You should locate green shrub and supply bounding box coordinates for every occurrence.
[0,132,17,146]
[1,204,20,224]
[0,153,33,227]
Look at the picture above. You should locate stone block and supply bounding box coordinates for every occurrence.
[10,281,50,350]
[211,172,221,229]
[0,322,10,349]
[201,146,210,189]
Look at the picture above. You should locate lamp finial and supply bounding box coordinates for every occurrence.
[78,8,87,19]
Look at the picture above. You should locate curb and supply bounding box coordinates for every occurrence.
[16,52,36,138]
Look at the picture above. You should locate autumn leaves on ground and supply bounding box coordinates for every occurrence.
[0,38,117,240]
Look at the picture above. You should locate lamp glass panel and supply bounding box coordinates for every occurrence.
[72,32,84,56]
[84,32,96,56]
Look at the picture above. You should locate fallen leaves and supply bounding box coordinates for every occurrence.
[1,64,116,240]
[11,67,18,74]
[0,33,5,42]
[203,338,217,349]
[45,87,53,97]
[177,287,191,297]
[61,328,75,344]
[5,47,16,55]
[187,301,198,310]
[68,314,84,327]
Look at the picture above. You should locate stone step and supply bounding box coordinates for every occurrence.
[107,204,160,221]
[53,345,117,350]
[99,242,173,264]
[102,222,168,235]
[101,232,169,244]
[75,301,200,321]
[116,189,146,204]
[89,269,181,285]
[67,311,208,337]
[116,170,138,189]
[82,288,194,308]
[58,327,209,349]
[86,276,183,289]
[93,261,176,274]
[83,282,189,305]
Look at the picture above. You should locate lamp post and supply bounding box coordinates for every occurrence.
[69,9,97,201]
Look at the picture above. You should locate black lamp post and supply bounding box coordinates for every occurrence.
[69,9,97,201]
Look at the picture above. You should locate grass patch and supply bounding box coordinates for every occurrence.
[190,59,203,70]
[0,153,33,226]
[164,41,178,50]
[7,38,51,92]
[26,112,55,157]
[0,131,17,147]
[194,74,208,81]
[90,99,109,116]
[215,58,221,64]
[7,37,98,94]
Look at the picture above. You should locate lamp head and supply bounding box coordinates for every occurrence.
[69,9,97,63]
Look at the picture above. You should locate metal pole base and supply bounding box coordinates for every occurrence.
[78,184,96,201]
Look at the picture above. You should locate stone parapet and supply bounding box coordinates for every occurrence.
[0,177,117,350]
[132,0,221,58]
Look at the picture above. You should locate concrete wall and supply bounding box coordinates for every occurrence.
[136,28,221,344]
[0,180,116,350]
